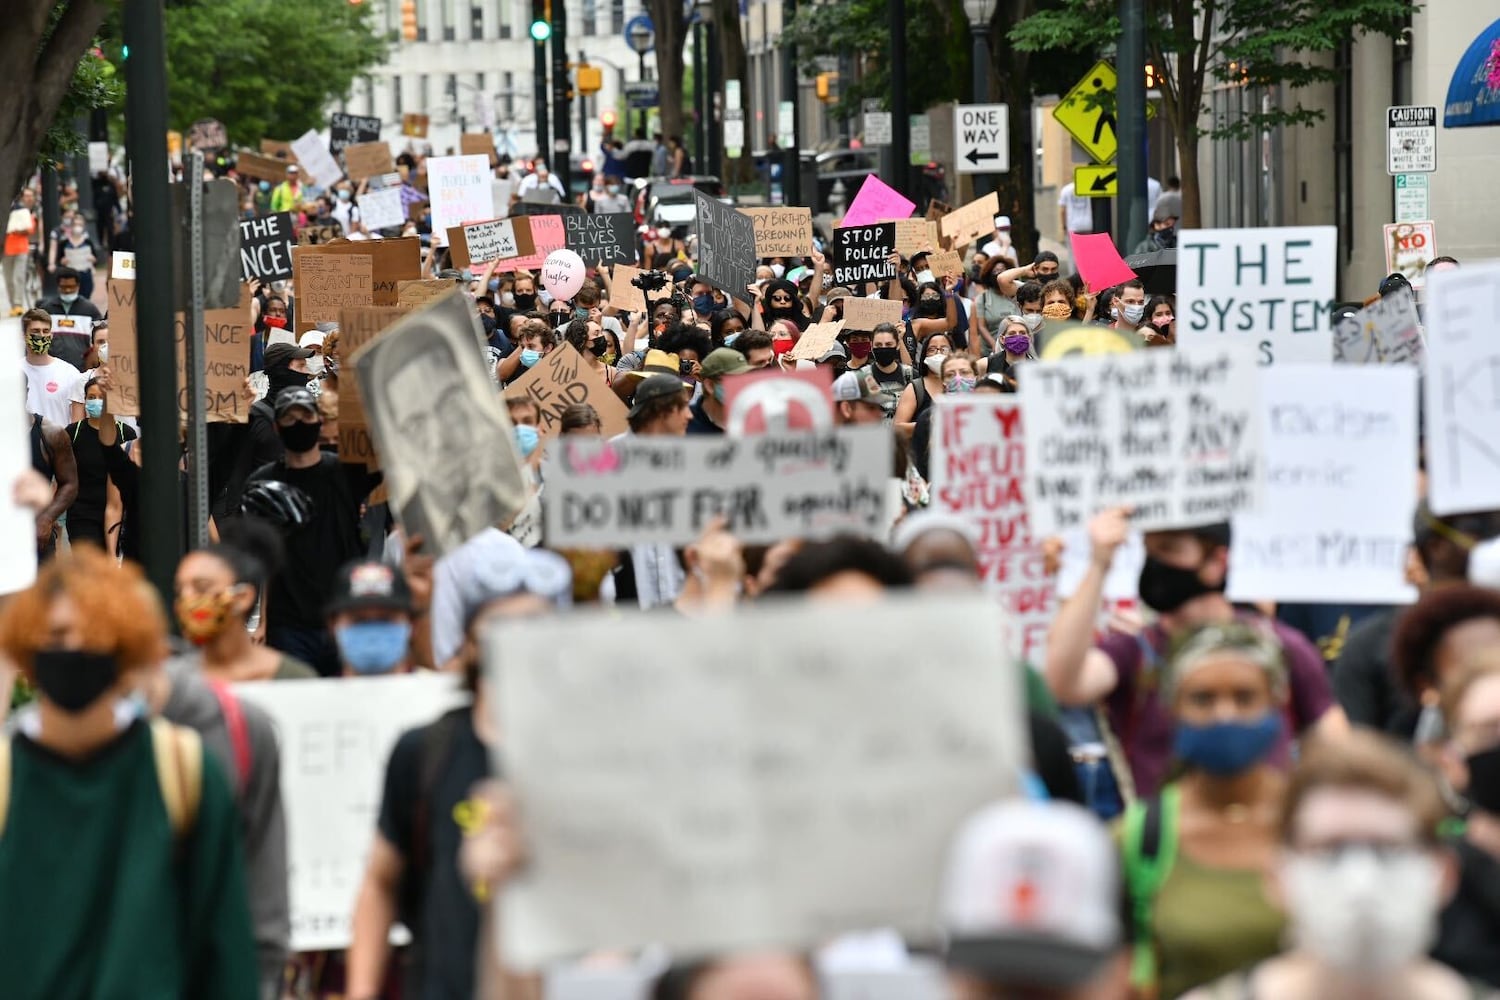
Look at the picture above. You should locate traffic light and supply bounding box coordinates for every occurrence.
[816,72,838,102]
[530,0,552,41]
[600,110,617,129]
[400,0,417,40]
[577,64,602,94]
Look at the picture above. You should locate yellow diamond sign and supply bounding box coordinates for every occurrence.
[1053,60,1154,164]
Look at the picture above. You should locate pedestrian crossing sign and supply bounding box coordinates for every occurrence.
[1053,60,1154,165]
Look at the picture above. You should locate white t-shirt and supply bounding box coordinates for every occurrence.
[1058,183,1093,233]
[23,357,82,427]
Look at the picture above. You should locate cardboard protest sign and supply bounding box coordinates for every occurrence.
[297,222,344,246]
[357,187,406,232]
[1071,233,1138,292]
[0,319,36,595]
[694,190,757,302]
[938,192,999,246]
[401,113,429,138]
[329,112,381,156]
[832,223,897,285]
[234,151,288,183]
[562,212,635,265]
[343,141,395,181]
[841,174,917,228]
[351,291,527,557]
[1332,287,1424,365]
[235,674,463,951]
[290,129,342,187]
[396,279,455,307]
[447,218,535,269]
[841,296,904,331]
[506,343,630,440]
[185,118,227,150]
[785,321,844,362]
[926,249,964,280]
[501,214,566,273]
[543,426,889,548]
[426,155,493,234]
[1021,346,1262,535]
[291,237,421,334]
[1176,226,1336,364]
[1228,365,1417,604]
[259,139,297,162]
[239,213,295,281]
[607,264,672,315]
[110,251,135,280]
[890,218,936,257]
[337,305,413,467]
[1424,263,1500,516]
[1383,221,1436,289]
[741,207,813,257]
[294,250,373,329]
[104,277,140,413]
[722,367,836,434]
[489,591,1022,968]
[460,132,496,163]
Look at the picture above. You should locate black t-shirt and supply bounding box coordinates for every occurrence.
[378,707,493,1000]
[65,419,136,517]
[685,398,722,435]
[1435,839,1500,988]
[246,454,376,628]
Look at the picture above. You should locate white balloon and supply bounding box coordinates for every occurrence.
[541,248,586,301]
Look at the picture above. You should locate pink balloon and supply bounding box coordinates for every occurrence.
[541,248,586,301]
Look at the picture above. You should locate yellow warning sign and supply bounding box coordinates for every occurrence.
[1075,164,1118,198]
[1053,60,1154,164]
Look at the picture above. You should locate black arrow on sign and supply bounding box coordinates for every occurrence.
[964,149,1001,166]
[1089,170,1117,193]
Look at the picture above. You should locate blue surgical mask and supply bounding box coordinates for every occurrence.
[711,382,725,403]
[1173,713,1283,776]
[336,621,412,675]
[337,189,351,201]
[520,348,541,368]
[60,293,78,305]
[488,277,502,292]
[84,399,104,419]
[259,181,271,193]
[723,332,741,347]
[514,423,540,457]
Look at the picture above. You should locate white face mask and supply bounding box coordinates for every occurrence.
[305,354,325,376]
[1121,302,1146,325]
[770,264,785,279]
[914,269,935,286]
[633,336,651,354]
[1282,847,1442,975]
[924,353,947,376]
[1020,313,1043,332]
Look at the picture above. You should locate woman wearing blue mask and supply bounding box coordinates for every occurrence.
[64,376,136,549]
[1119,622,1292,1000]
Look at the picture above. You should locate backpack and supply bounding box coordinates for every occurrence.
[0,718,203,838]
[1121,785,1182,992]
[206,680,253,794]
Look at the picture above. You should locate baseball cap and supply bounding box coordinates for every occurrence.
[264,342,314,370]
[298,331,325,351]
[286,164,299,173]
[700,347,750,380]
[824,286,854,302]
[941,800,1122,989]
[273,385,319,420]
[628,372,690,418]
[994,214,1012,230]
[830,370,885,405]
[817,341,848,363]
[326,560,414,617]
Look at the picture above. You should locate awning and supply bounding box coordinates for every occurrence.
[1444,16,1500,128]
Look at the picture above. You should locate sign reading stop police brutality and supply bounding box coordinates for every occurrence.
[832,223,897,285]
[1176,226,1336,364]
[1386,105,1437,175]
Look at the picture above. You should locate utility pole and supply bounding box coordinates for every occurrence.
[551,0,572,197]
[533,0,550,163]
[1117,0,1148,252]
[889,0,908,196]
[781,0,801,206]
[706,19,721,179]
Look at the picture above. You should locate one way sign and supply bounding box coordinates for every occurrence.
[954,103,1009,175]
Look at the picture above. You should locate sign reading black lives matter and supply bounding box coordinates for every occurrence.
[694,191,756,303]
[562,212,635,265]
[329,113,382,156]
[239,213,296,281]
[832,223,897,286]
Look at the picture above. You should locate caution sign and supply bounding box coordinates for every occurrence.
[1053,60,1153,164]
[1074,164,1117,198]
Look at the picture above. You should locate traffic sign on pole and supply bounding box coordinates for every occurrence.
[1074,164,1118,198]
[1387,106,1436,175]
[1053,60,1153,164]
[1394,173,1429,223]
[863,100,892,146]
[954,103,1008,174]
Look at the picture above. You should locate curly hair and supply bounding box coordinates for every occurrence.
[1391,584,1500,698]
[768,535,912,593]
[0,546,168,679]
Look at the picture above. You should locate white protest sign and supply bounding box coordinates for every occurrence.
[1228,365,1417,604]
[1424,262,1500,516]
[290,129,343,187]
[1177,226,1336,364]
[358,187,406,231]
[0,319,37,595]
[463,218,524,265]
[542,427,891,548]
[426,154,493,234]
[233,674,465,951]
[1021,347,1262,536]
[489,593,1023,968]
[1332,287,1424,366]
[1384,221,1436,289]
[111,251,136,280]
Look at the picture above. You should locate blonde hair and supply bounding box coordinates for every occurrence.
[1281,729,1449,847]
[1163,621,1288,704]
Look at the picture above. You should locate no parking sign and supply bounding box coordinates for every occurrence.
[1383,221,1437,289]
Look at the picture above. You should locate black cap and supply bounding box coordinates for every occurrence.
[273,386,318,419]
[326,560,414,617]
[264,342,314,370]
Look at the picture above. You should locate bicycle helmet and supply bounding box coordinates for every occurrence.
[240,480,316,529]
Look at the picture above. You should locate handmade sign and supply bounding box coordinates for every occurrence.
[343,141,395,181]
[741,207,813,258]
[1332,287,1424,365]
[1424,263,1500,515]
[1383,221,1436,289]
[338,305,413,466]
[234,151,288,183]
[938,193,999,247]
[832,224,897,286]
[358,188,406,232]
[694,191,756,302]
[396,279,456,307]
[562,212,635,265]
[329,113,381,156]
[239,213,295,282]
[501,214,566,273]
[841,296,904,331]
[426,154,493,234]
[785,321,845,362]
[841,175,916,228]
[290,129,343,187]
[1071,233,1138,293]
[447,218,535,269]
[506,343,630,440]
[295,251,373,328]
[401,113,430,138]
[291,236,421,333]
[608,264,672,315]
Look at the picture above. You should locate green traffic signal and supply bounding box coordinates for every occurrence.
[529,19,550,41]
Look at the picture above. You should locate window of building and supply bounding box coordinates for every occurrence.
[609,0,624,33]
[498,0,512,37]
[364,76,377,117]
[394,76,404,116]
[583,0,597,35]
[501,70,515,120]
[471,4,485,38]
[419,74,430,114]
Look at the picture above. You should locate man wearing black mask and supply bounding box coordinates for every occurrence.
[245,386,380,677]
[212,341,314,526]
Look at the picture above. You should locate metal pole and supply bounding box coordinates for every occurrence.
[579,50,589,169]
[535,29,550,162]
[692,22,706,171]
[40,167,59,299]
[184,151,209,550]
[889,0,909,197]
[637,51,647,136]
[971,23,990,198]
[551,0,572,198]
[123,0,183,598]
[706,21,721,179]
[1117,0,1148,251]
[781,0,801,207]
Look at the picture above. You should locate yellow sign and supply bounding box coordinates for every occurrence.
[1053,60,1153,164]
[1074,164,1118,198]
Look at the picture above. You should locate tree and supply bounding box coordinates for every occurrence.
[712,0,754,186]
[156,0,388,145]
[1011,0,1415,228]
[646,0,688,144]
[0,0,115,205]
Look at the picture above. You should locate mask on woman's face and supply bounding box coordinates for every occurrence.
[1041,303,1073,321]
[1137,555,1219,613]
[175,589,242,646]
[1282,846,1443,974]
[1002,334,1032,356]
[848,340,872,360]
[872,345,900,367]
[914,269,935,286]
[336,621,412,675]
[917,295,944,317]
[945,373,976,394]
[84,399,104,419]
[1172,713,1283,775]
[337,189,352,202]
[924,353,948,376]
[1152,313,1174,330]
[33,648,119,714]
[770,264,785,279]
[1021,312,1045,332]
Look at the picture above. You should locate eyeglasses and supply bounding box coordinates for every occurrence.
[769,294,793,304]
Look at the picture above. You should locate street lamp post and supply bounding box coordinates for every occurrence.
[627,20,653,136]
[963,0,996,197]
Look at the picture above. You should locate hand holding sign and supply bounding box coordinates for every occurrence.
[542,249,586,301]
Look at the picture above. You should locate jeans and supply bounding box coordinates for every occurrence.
[267,624,341,678]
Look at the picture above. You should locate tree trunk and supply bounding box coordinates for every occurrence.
[0,0,111,206]
[647,0,688,143]
[712,0,754,186]
[1176,128,1203,229]
[990,0,1037,265]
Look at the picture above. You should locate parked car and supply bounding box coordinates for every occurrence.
[631,175,729,232]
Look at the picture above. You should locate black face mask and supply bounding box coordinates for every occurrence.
[34,649,119,714]
[918,296,944,317]
[588,338,609,357]
[1137,556,1219,614]
[872,346,900,367]
[1466,745,1500,815]
[279,420,323,454]
[513,293,537,312]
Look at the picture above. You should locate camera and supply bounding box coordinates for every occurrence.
[631,269,669,294]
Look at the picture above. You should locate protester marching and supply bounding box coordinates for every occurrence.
[2,87,1500,1000]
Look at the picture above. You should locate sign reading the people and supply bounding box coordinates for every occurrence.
[694,190,757,302]
[488,592,1022,968]
[1176,226,1336,364]
[562,212,635,265]
[832,224,897,285]
[1228,365,1417,604]
[1424,262,1500,516]
[542,426,891,548]
[239,213,295,281]
[328,113,381,156]
[1020,346,1263,535]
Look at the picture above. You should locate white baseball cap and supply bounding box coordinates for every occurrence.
[994,214,1012,230]
[941,800,1122,988]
